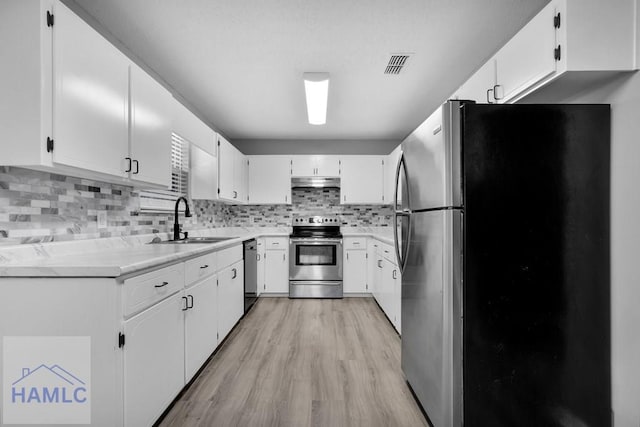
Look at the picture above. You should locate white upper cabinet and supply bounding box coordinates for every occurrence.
[171,98,216,154]
[217,134,247,204]
[248,156,292,204]
[340,156,385,204]
[217,135,236,202]
[53,0,130,179]
[453,0,636,105]
[234,150,248,204]
[455,59,497,103]
[384,145,402,205]
[190,143,218,200]
[129,63,173,188]
[291,155,340,177]
[493,3,557,103]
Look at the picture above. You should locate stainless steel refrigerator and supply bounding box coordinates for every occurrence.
[393,100,610,427]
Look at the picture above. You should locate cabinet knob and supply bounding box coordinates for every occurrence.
[232,268,237,279]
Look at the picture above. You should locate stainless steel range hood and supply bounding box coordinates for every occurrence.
[291,177,340,188]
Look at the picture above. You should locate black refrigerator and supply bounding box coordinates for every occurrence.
[394,101,610,427]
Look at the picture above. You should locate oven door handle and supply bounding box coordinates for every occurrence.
[290,238,343,244]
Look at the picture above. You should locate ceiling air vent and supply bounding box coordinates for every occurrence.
[384,54,411,75]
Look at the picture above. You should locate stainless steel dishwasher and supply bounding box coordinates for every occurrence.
[243,239,258,312]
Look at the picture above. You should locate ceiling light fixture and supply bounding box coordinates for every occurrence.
[303,72,330,125]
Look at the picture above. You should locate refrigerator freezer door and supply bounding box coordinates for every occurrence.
[401,102,463,211]
[402,209,463,427]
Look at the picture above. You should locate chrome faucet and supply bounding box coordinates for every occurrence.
[173,196,192,241]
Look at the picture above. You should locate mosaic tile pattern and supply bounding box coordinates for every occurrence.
[224,187,393,228]
[0,167,196,246]
[0,168,391,245]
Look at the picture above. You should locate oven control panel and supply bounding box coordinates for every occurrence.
[293,216,340,224]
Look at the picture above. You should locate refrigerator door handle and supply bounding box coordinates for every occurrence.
[393,153,412,273]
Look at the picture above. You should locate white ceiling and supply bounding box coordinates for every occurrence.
[66,0,549,142]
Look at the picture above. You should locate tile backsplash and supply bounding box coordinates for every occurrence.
[221,187,393,227]
[0,167,392,245]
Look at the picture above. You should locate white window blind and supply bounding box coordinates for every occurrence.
[139,133,190,212]
[171,133,190,196]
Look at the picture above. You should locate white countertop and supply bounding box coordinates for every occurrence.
[0,228,288,278]
[0,226,395,278]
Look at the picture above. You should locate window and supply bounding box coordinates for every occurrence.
[170,133,190,196]
[138,133,190,212]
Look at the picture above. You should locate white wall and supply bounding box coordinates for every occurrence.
[522,70,640,427]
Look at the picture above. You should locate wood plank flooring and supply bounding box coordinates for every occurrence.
[159,297,429,427]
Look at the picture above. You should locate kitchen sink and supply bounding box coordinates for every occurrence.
[151,236,237,244]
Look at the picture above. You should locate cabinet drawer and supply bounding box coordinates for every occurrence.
[123,263,184,318]
[381,244,397,265]
[218,244,243,270]
[265,237,288,250]
[344,237,366,250]
[185,251,217,286]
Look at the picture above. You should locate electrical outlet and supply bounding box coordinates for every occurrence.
[97,211,107,229]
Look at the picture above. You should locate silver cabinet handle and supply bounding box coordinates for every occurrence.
[233,191,238,199]
[282,253,286,261]
[486,88,494,104]
[353,242,360,245]
[493,84,502,101]
[187,294,194,309]
[377,260,383,268]
[256,254,261,261]
[344,195,346,202]
[200,264,209,269]
[155,281,168,288]
[182,296,189,311]
[346,252,349,260]
[232,268,237,279]
[392,270,397,279]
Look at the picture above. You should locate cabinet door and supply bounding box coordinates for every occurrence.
[217,135,235,201]
[184,275,218,382]
[456,59,496,103]
[340,156,385,204]
[384,146,402,205]
[234,150,247,203]
[344,249,368,293]
[129,63,173,187]
[218,261,244,341]
[248,156,292,204]
[392,266,401,334]
[53,1,129,178]
[190,144,218,200]
[256,239,265,296]
[367,240,378,294]
[494,3,557,103]
[124,291,184,427]
[264,249,289,293]
[291,156,316,177]
[171,98,216,154]
[315,155,340,177]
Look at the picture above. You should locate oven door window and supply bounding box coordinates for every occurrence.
[295,245,337,266]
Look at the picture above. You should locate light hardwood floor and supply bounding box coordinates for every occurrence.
[158,297,429,427]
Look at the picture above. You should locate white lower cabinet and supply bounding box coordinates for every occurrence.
[124,291,185,427]
[184,275,218,382]
[264,249,289,293]
[344,237,368,293]
[218,260,244,341]
[344,249,368,293]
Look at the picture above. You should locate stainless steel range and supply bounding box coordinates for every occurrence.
[289,215,343,298]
